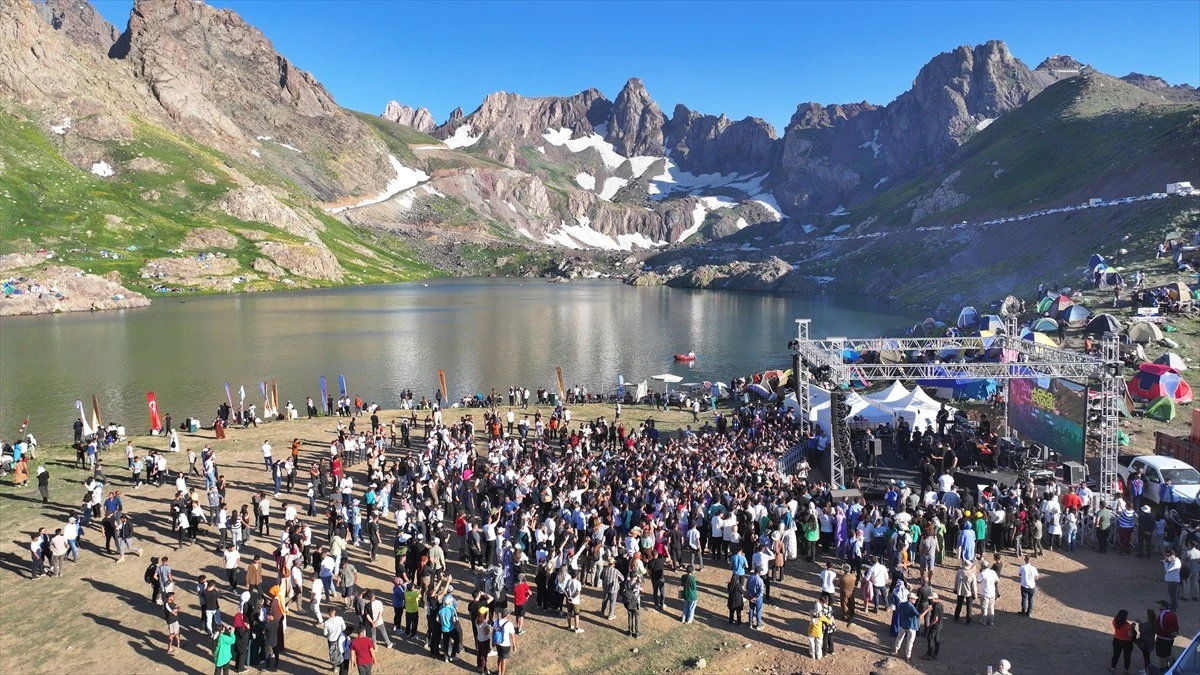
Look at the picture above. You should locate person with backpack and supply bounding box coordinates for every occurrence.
[622,574,643,638]
[145,557,161,604]
[492,607,516,675]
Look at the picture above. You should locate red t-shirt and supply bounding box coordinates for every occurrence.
[514,582,531,607]
[350,636,375,665]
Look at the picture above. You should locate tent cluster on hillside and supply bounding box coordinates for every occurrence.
[1086,253,1125,289]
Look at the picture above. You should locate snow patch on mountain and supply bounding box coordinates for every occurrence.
[976,118,995,131]
[444,124,482,149]
[50,118,72,135]
[599,177,628,201]
[327,155,429,213]
[736,217,749,230]
[860,129,882,158]
[90,161,114,177]
[873,177,890,189]
[574,172,596,190]
[542,127,658,177]
[548,217,668,252]
[829,205,848,216]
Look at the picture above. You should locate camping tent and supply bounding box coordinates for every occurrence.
[1146,396,1177,422]
[1031,317,1060,333]
[1160,282,1193,304]
[864,381,911,405]
[1084,313,1123,335]
[1021,330,1057,346]
[1128,363,1194,403]
[979,315,1005,333]
[1036,297,1054,315]
[1126,322,1164,344]
[1155,352,1188,371]
[957,306,980,330]
[1088,253,1106,269]
[1098,270,1124,289]
[1048,295,1074,318]
[1062,305,1092,327]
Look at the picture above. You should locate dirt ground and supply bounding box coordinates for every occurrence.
[1,404,1197,675]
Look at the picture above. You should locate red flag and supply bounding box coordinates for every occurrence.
[146,392,162,432]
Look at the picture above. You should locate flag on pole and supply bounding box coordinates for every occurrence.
[76,400,94,438]
[338,374,347,398]
[239,385,246,408]
[437,369,448,404]
[18,417,28,438]
[556,367,566,400]
[271,380,279,413]
[91,394,102,432]
[145,392,162,432]
[224,382,233,410]
[320,376,327,405]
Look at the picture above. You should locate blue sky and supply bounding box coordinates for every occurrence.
[93,0,1199,131]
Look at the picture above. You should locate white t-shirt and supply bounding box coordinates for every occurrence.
[261,443,272,458]
[978,569,998,598]
[495,619,515,647]
[369,599,385,627]
[1018,563,1038,589]
[312,578,325,602]
[867,563,889,587]
[938,474,955,492]
[223,550,239,570]
[322,614,344,641]
[820,569,837,594]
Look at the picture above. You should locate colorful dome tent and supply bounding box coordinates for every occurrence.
[1160,282,1193,305]
[1088,253,1106,269]
[979,315,1005,333]
[1031,317,1060,333]
[1145,396,1177,422]
[1036,297,1054,315]
[1062,305,1092,327]
[1084,313,1123,335]
[1128,363,1193,403]
[957,306,981,330]
[1126,322,1164,345]
[1097,270,1124,289]
[1048,295,1074,317]
[1154,352,1188,371]
[1021,329,1057,346]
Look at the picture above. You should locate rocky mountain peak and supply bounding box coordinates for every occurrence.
[382,101,436,132]
[446,107,464,125]
[664,103,778,175]
[33,0,119,53]
[1120,73,1200,102]
[605,77,665,156]
[1033,54,1089,86]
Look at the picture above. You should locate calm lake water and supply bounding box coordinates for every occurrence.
[0,279,914,443]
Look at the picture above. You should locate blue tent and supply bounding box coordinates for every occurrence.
[957,306,980,329]
[1031,317,1060,333]
[1088,253,1105,269]
[978,314,1005,332]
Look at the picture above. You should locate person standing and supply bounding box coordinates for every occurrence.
[163,591,181,654]
[978,560,999,626]
[746,569,765,630]
[680,566,699,624]
[1163,550,1183,610]
[922,593,944,660]
[365,590,393,649]
[1111,609,1137,675]
[953,560,976,624]
[36,466,49,503]
[213,624,236,675]
[564,571,583,633]
[837,563,857,625]
[323,607,347,670]
[1018,555,1039,616]
[349,627,376,675]
[892,592,920,662]
[1155,600,1180,671]
[48,529,68,577]
[223,545,240,590]
[1095,502,1113,554]
[493,607,516,675]
[1183,540,1200,601]
[599,558,623,620]
[614,571,640,637]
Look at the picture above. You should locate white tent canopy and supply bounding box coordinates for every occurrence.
[863,380,911,405]
[651,374,683,383]
[889,385,956,428]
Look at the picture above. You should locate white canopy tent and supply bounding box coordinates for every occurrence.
[863,380,911,406]
[887,385,956,428]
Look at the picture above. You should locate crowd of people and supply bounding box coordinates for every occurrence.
[11,373,1196,675]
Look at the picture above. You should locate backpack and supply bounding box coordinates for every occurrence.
[492,620,508,645]
[144,563,157,584]
[1182,565,1192,582]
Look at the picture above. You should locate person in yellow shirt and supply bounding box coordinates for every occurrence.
[808,609,833,660]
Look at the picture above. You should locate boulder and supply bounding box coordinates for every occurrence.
[219,185,324,242]
[180,227,238,250]
[256,242,343,281]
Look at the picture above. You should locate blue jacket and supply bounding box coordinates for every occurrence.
[745,574,764,601]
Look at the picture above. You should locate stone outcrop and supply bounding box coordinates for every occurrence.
[251,257,285,276]
[906,170,969,224]
[180,227,239,250]
[664,105,777,175]
[1033,55,1088,87]
[0,264,149,316]
[1120,73,1200,102]
[33,0,120,54]
[256,241,343,281]
[653,257,814,293]
[382,101,436,132]
[605,78,664,156]
[434,89,610,145]
[218,185,324,242]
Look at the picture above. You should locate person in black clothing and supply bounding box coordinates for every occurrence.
[648,552,666,609]
[36,466,50,503]
[73,418,84,444]
[922,594,943,659]
[936,405,949,438]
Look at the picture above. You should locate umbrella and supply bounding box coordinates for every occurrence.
[1021,331,1057,346]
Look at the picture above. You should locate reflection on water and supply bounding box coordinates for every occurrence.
[0,279,913,442]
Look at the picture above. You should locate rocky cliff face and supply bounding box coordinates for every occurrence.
[111,0,390,200]
[382,101,436,132]
[441,89,610,143]
[1120,73,1200,102]
[1033,55,1089,87]
[605,78,665,156]
[664,104,778,175]
[33,0,120,54]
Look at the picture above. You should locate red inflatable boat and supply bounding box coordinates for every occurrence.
[673,352,697,362]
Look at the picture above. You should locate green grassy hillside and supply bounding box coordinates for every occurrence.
[0,106,439,293]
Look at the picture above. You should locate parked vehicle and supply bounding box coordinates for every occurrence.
[1117,454,1200,505]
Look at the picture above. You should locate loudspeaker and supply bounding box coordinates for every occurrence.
[1062,461,1086,485]
[871,439,883,457]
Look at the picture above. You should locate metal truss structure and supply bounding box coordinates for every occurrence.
[790,318,1122,497]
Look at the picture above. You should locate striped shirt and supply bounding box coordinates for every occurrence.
[1116,509,1137,529]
